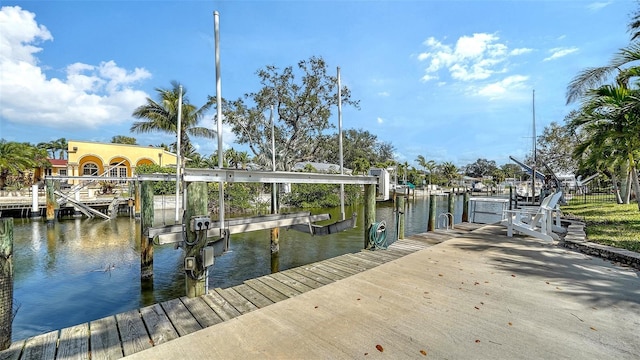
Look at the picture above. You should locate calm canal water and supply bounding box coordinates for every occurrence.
[10,195,470,341]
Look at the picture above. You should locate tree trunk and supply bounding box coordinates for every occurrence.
[629,154,640,211]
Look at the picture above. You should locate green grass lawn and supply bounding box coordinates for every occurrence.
[561,200,640,253]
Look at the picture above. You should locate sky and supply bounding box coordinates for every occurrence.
[0,0,636,169]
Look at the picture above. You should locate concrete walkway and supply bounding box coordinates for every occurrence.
[125,225,640,359]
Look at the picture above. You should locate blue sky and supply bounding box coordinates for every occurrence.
[0,0,635,168]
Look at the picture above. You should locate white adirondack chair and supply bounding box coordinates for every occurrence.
[501,191,564,241]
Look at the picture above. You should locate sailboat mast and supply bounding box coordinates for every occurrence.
[531,89,536,203]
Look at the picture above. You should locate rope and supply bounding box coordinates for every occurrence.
[367,221,388,250]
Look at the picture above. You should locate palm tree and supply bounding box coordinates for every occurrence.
[440,161,459,187]
[352,157,370,175]
[567,84,640,209]
[131,81,216,158]
[0,140,48,188]
[415,155,437,187]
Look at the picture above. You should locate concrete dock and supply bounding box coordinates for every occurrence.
[125,225,640,359]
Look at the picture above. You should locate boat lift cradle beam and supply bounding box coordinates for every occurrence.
[47,168,378,186]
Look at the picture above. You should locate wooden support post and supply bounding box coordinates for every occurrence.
[397,195,405,239]
[427,194,436,231]
[185,182,208,298]
[45,179,57,223]
[134,181,142,219]
[0,218,13,350]
[462,191,470,222]
[448,191,455,216]
[509,185,513,210]
[364,184,376,248]
[140,181,154,281]
[31,184,40,219]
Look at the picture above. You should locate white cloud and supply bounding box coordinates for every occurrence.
[377,91,390,97]
[418,33,529,82]
[587,1,612,11]
[377,117,384,124]
[543,47,579,61]
[0,6,151,129]
[475,75,529,99]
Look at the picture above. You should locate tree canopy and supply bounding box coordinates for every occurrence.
[220,56,359,171]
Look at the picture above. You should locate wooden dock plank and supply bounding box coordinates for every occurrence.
[286,267,335,285]
[139,304,178,346]
[332,255,378,271]
[20,330,58,360]
[344,253,387,267]
[321,259,362,275]
[89,315,123,360]
[180,296,224,328]
[244,278,289,303]
[269,272,314,294]
[57,323,89,360]
[201,291,241,321]
[280,269,327,288]
[308,263,351,279]
[232,283,274,309]
[160,298,202,337]
[0,339,24,360]
[256,276,301,298]
[358,249,403,261]
[214,288,259,315]
[115,310,151,357]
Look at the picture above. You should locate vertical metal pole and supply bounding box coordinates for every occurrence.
[270,105,279,267]
[337,66,345,221]
[531,89,537,204]
[0,218,13,350]
[214,11,225,238]
[175,85,183,223]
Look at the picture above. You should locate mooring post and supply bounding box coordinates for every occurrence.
[140,181,154,281]
[462,191,470,222]
[31,184,40,219]
[427,194,436,231]
[448,190,455,217]
[185,182,208,297]
[45,179,57,223]
[134,181,142,219]
[509,185,513,210]
[397,195,405,239]
[364,184,376,248]
[0,218,13,351]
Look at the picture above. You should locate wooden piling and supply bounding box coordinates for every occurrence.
[134,181,141,219]
[427,194,436,231]
[185,182,208,298]
[140,181,154,281]
[448,191,455,216]
[0,218,13,350]
[397,195,405,239]
[364,184,376,248]
[462,191,470,223]
[45,179,57,223]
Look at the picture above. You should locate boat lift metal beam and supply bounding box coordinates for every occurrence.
[147,212,331,245]
[47,168,378,185]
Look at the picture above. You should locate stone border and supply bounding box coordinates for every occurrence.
[560,221,640,270]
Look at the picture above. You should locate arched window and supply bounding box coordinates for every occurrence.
[82,163,98,176]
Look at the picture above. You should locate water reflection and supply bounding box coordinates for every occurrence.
[10,194,481,341]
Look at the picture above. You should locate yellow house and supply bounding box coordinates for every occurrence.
[66,140,178,180]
